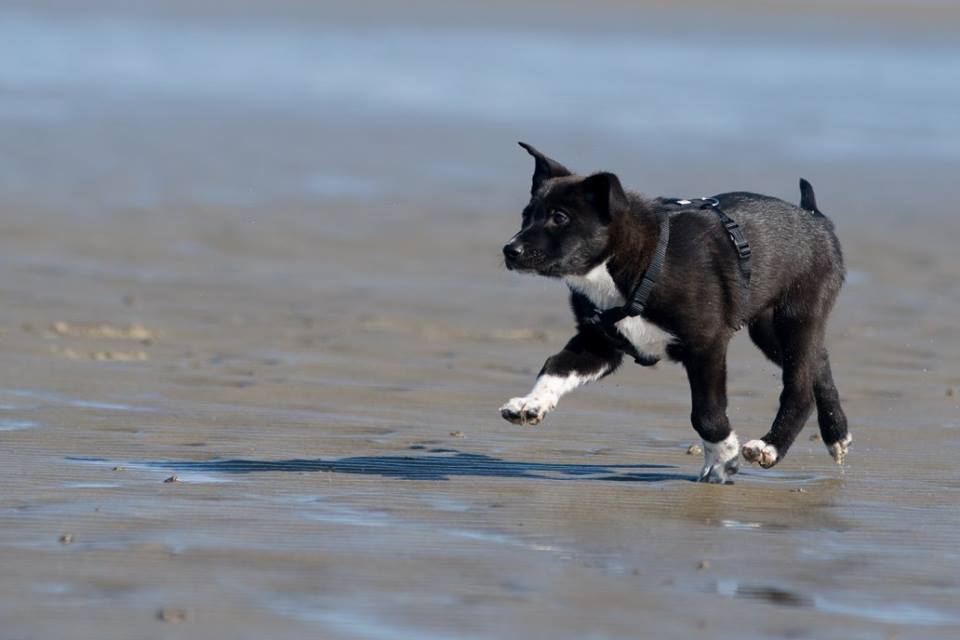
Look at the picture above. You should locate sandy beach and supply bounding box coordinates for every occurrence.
[1,1,959,638]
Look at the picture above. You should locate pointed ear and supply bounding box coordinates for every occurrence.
[518,141,571,194]
[581,172,628,222]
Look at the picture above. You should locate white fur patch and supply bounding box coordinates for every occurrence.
[699,432,740,483]
[742,439,778,468]
[564,261,675,360]
[703,432,740,467]
[827,433,853,465]
[500,372,603,426]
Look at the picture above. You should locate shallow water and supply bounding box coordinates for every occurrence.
[1,1,959,639]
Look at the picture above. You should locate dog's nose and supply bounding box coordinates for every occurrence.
[503,243,524,260]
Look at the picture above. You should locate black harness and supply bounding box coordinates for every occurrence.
[578,197,752,366]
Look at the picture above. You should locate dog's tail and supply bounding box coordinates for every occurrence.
[798,178,825,218]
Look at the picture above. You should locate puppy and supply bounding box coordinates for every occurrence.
[500,143,850,483]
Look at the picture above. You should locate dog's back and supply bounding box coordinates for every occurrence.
[716,191,844,316]
[651,190,844,332]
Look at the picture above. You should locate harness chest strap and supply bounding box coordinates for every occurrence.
[579,215,670,366]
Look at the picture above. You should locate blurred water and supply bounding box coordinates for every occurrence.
[1,5,959,163]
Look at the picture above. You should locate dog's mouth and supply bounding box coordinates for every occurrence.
[504,256,532,272]
[504,254,564,277]
[504,251,539,272]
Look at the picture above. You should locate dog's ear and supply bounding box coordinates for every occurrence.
[581,172,628,223]
[518,142,571,195]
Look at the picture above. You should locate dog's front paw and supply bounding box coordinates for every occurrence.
[698,458,739,484]
[742,439,779,468]
[698,433,740,484]
[499,394,555,426]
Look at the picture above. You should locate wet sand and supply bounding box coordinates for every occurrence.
[1,1,959,638]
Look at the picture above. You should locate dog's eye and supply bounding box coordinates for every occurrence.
[549,210,569,226]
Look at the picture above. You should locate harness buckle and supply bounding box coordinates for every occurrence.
[721,220,752,260]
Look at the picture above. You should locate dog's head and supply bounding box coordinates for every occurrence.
[503,142,628,278]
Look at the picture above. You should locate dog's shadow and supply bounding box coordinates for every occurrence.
[71,451,695,482]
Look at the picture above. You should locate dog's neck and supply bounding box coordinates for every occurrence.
[564,196,662,309]
[594,195,663,299]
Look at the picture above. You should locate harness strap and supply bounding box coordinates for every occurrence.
[580,216,671,366]
[577,196,754,365]
[681,198,752,324]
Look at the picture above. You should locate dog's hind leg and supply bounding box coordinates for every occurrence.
[742,314,821,468]
[812,349,851,464]
[749,309,850,464]
[683,341,740,484]
[748,308,782,365]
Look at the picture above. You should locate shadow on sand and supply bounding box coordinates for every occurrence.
[68,451,695,482]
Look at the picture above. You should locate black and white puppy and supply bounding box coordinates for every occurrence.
[500,143,850,483]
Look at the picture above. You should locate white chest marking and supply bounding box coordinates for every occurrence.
[564,261,675,359]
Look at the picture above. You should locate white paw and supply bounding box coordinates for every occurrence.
[698,432,740,484]
[499,393,556,426]
[741,439,779,468]
[698,458,740,484]
[827,434,852,465]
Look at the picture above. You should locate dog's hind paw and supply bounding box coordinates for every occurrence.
[499,395,555,426]
[742,440,779,468]
[827,434,852,465]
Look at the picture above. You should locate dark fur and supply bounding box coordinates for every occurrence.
[502,143,849,477]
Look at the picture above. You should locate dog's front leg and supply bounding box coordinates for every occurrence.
[684,343,740,484]
[500,330,623,426]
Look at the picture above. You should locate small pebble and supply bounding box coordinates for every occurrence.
[112,466,124,471]
[947,388,955,398]
[58,534,73,545]
[686,444,702,455]
[157,608,188,623]
[809,433,821,441]
[163,475,180,484]
[697,560,711,570]
[449,430,465,438]
[790,487,807,493]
